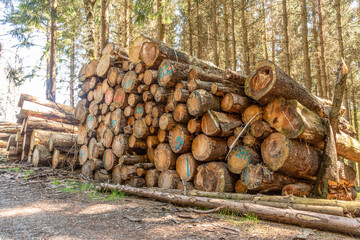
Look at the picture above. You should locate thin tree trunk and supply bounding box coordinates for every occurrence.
[188,0,193,56]
[300,0,311,92]
[311,1,323,98]
[230,0,236,69]
[196,0,202,59]
[128,0,133,45]
[124,0,128,47]
[212,0,219,66]
[101,0,110,52]
[83,0,96,60]
[157,0,165,42]
[240,0,249,75]
[48,0,57,101]
[270,0,275,63]
[262,0,268,60]
[282,0,290,75]
[318,0,328,98]
[223,0,230,68]
[70,34,75,107]
[46,19,50,101]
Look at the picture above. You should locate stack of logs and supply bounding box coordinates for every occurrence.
[75,38,360,200]
[5,93,79,169]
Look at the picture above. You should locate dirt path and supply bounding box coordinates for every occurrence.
[0,161,356,240]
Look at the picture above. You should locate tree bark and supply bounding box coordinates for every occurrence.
[311,1,323,98]
[212,0,219,66]
[318,0,328,98]
[240,0,249,75]
[83,0,96,60]
[281,0,291,75]
[101,0,110,52]
[300,0,312,92]
[223,0,230,69]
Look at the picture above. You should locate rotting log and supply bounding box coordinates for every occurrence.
[261,133,320,180]
[194,162,234,192]
[158,170,181,189]
[240,163,298,193]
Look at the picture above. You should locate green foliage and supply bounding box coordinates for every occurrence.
[7,167,21,172]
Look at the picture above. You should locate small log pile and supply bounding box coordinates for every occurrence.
[4,93,79,169]
[76,40,359,201]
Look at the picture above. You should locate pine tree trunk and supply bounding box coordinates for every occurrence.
[282,0,290,75]
[270,0,275,63]
[124,0,128,47]
[318,0,328,98]
[223,0,230,69]
[212,0,219,66]
[101,0,110,52]
[157,0,165,42]
[311,1,323,98]
[301,0,311,92]
[187,0,193,56]
[48,0,57,102]
[196,0,202,59]
[240,0,249,75]
[70,35,75,107]
[262,0,268,60]
[83,0,96,60]
[230,0,236,69]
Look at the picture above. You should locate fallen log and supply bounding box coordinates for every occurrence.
[32,144,51,167]
[48,132,77,152]
[25,116,78,133]
[282,183,312,197]
[98,184,360,236]
[221,93,252,114]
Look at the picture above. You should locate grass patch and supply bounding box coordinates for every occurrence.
[219,209,259,226]
[7,167,21,172]
[53,179,127,201]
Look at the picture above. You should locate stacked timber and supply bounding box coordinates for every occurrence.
[5,93,79,169]
[75,40,359,201]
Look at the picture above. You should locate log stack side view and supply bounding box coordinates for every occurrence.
[72,40,359,201]
[3,93,79,169]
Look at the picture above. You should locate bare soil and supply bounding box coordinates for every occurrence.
[0,160,357,240]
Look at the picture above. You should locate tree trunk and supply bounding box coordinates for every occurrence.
[70,35,75,107]
[240,0,249,75]
[262,0,268,60]
[281,0,291,75]
[212,0,219,66]
[156,0,165,42]
[101,0,110,52]
[196,0,202,59]
[187,0,193,56]
[282,183,312,197]
[194,162,234,192]
[48,132,77,152]
[47,0,57,101]
[300,0,311,92]
[223,0,230,69]
[318,0,328,98]
[25,117,77,134]
[83,0,96,60]
[311,1,323,98]
[230,0,236,69]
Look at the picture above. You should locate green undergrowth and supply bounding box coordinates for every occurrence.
[53,179,127,201]
[220,208,259,226]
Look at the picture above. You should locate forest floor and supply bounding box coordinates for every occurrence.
[0,157,358,240]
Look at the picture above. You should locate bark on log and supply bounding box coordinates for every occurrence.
[120,165,138,180]
[201,110,243,137]
[48,132,77,152]
[32,144,52,167]
[187,79,212,92]
[221,93,252,114]
[194,162,234,192]
[30,130,55,151]
[111,164,123,184]
[145,102,156,115]
[169,125,193,153]
[227,146,261,174]
[158,170,180,189]
[176,153,197,182]
[187,90,221,117]
[151,105,165,118]
[154,87,172,103]
[94,169,112,182]
[261,133,320,180]
[211,82,245,97]
[128,135,147,149]
[142,91,153,102]
[223,69,247,85]
[102,43,129,58]
[146,136,160,148]
[124,106,134,117]
[52,149,73,169]
[241,163,298,193]
[174,88,189,103]
[21,101,78,125]
[140,39,220,71]
[192,134,228,161]
[25,117,77,134]
[129,177,146,188]
[154,143,177,171]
